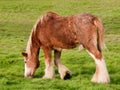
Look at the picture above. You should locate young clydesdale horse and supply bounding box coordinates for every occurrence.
[22,12,110,83]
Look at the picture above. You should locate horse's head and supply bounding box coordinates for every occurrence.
[22,52,39,78]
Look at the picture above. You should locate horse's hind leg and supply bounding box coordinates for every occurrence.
[86,45,110,83]
[43,47,55,79]
[54,50,71,80]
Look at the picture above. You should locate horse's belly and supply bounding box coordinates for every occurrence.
[52,40,77,50]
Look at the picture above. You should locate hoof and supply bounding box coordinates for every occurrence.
[43,74,55,79]
[43,76,53,79]
[63,71,71,80]
[60,71,71,80]
[43,76,54,79]
[91,73,110,84]
[91,78,110,84]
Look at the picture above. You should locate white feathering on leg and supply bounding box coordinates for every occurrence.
[43,60,55,79]
[87,50,110,83]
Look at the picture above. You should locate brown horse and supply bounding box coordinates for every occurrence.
[22,12,110,83]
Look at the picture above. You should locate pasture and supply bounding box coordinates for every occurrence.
[0,0,120,90]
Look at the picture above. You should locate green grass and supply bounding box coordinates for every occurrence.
[0,0,120,90]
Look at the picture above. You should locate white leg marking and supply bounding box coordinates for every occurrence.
[87,51,110,83]
[58,64,71,79]
[43,60,55,79]
[55,59,71,79]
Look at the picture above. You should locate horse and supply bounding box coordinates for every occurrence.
[22,12,110,83]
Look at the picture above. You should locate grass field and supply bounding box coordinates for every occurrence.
[0,0,120,90]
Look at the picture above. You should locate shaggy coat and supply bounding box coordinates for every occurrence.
[22,12,110,83]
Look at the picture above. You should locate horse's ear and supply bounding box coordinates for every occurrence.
[22,52,28,57]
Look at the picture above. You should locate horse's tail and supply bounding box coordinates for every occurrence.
[94,18,107,52]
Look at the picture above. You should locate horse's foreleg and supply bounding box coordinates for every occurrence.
[86,46,110,83]
[43,47,55,79]
[54,50,71,80]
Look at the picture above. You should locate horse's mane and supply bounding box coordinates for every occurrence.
[26,16,42,55]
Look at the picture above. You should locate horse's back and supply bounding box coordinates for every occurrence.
[38,12,98,49]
